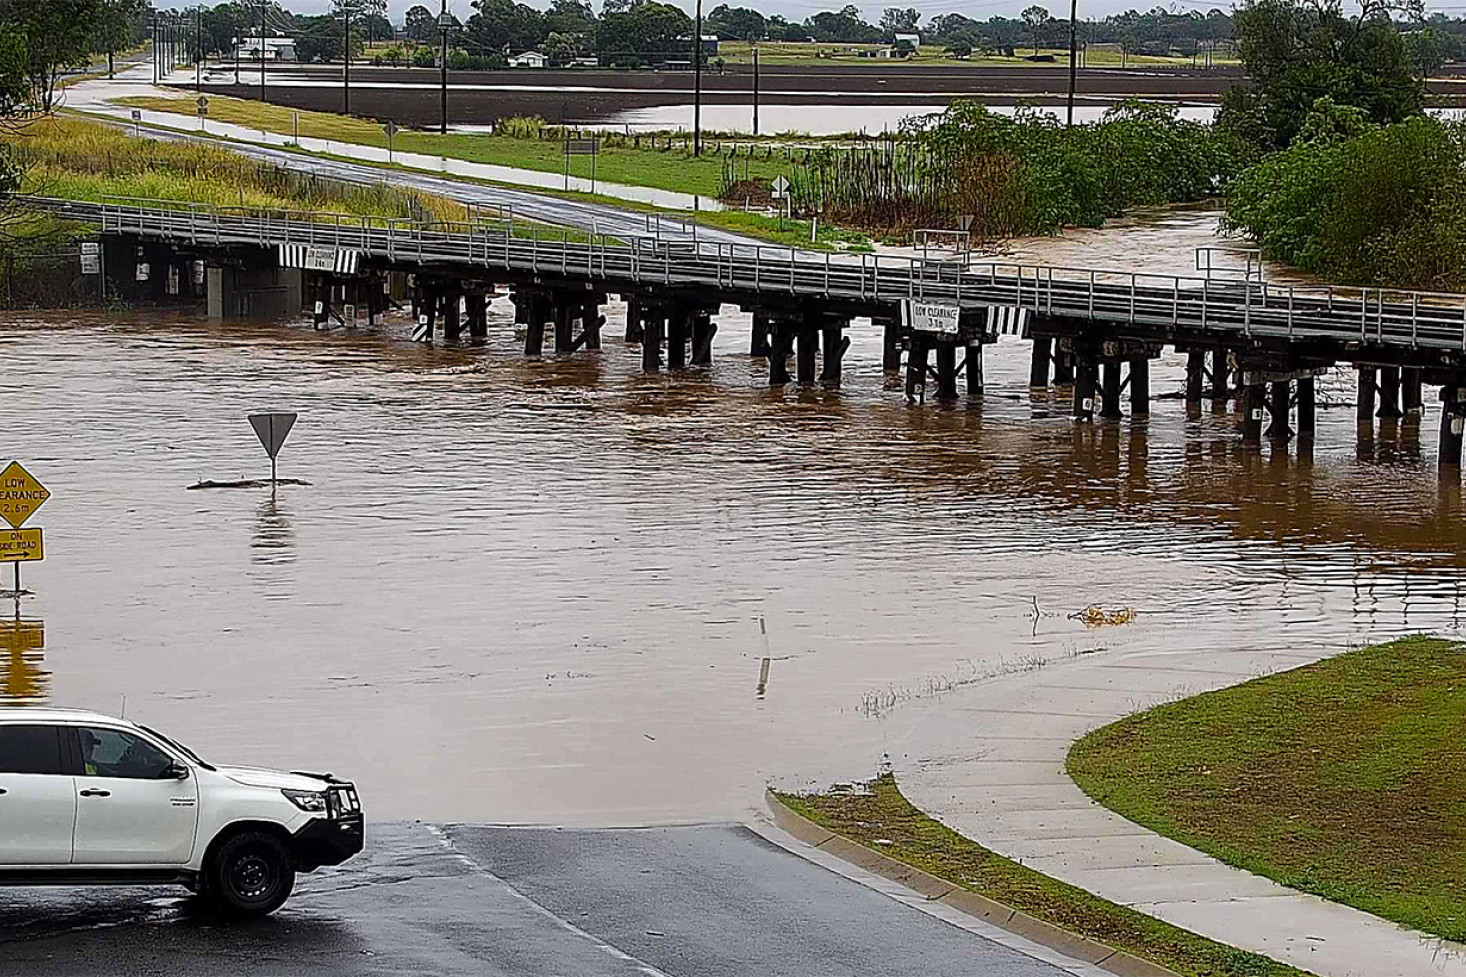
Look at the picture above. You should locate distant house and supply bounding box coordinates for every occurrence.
[508,50,548,68]
[675,34,720,57]
[233,37,297,62]
[893,32,921,52]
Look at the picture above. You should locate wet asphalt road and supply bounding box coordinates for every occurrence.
[0,822,1070,977]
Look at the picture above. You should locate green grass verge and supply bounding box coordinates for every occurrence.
[778,775,1312,977]
[1068,636,1466,944]
[115,93,791,198]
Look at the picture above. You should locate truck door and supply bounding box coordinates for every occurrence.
[0,724,76,865]
[69,726,199,866]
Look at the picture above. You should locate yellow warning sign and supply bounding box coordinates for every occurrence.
[0,461,49,530]
[0,529,43,563]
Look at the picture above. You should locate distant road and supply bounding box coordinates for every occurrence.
[0,821,1090,976]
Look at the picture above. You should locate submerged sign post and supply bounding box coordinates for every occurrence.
[0,461,49,597]
[248,412,298,487]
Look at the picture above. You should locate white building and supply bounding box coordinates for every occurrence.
[894,32,921,52]
[508,50,548,68]
[233,37,297,61]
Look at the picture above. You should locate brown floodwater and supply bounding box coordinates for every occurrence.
[2,217,1462,827]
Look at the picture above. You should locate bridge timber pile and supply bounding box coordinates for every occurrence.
[35,196,1466,469]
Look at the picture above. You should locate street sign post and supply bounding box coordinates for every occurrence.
[196,94,209,129]
[770,175,792,222]
[385,120,398,163]
[0,461,49,597]
[562,138,599,193]
[248,412,298,487]
[130,107,142,136]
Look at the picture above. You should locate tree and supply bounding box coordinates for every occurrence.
[545,0,596,35]
[706,5,766,40]
[1021,5,1049,55]
[467,0,546,53]
[1223,0,1427,148]
[597,1,691,64]
[93,0,146,79]
[404,4,437,43]
[879,7,920,38]
[0,0,102,113]
[805,5,879,42]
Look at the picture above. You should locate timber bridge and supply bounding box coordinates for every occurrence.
[33,196,1466,468]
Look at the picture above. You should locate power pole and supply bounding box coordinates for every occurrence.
[439,0,449,134]
[752,43,759,136]
[196,6,203,93]
[692,0,703,156]
[259,0,267,104]
[343,1,351,114]
[1067,0,1077,126]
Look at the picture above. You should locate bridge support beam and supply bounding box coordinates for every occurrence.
[641,312,665,372]
[667,308,690,370]
[1297,377,1316,439]
[1129,359,1150,417]
[769,318,793,386]
[796,325,820,385]
[1099,362,1123,420]
[750,311,772,357]
[1072,356,1096,422]
[1185,350,1205,410]
[882,321,903,373]
[624,297,645,344]
[1356,367,1376,424]
[1210,349,1230,408]
[1403,368,1423,421]
[515,291,547,356]
[553,300,575,354]
[442,290,462,342]
[1028,338,1051,388]
[1053,348,1074,387]
[1377,366,1403,420]
[934,343,959,401]
[905,334,930,403]
[466,291,488,339]
[821,318,850,388]
[967,342,985,400]
[1441,387,1465,469]
[691,312,716,365]
[1265,381,1292,441]
[1242,383,1266,444]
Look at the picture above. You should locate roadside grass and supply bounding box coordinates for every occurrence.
[73,108,875,251]
[1068,636,1466,944]
[114,94,791,198]
[8,116,465,222]
[779,775,1310,977]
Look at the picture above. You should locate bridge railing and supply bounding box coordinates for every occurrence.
[51,196,1466,352]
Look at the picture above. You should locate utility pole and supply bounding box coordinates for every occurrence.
[196,6,203,93]
[692,0,703,156]
[752,43,759,136]
[1067,0,1077,126]
[343,1,351,114]
[439,0,449,134]
[260,0,267,104]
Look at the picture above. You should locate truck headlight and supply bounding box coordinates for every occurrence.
[282,789,328,812]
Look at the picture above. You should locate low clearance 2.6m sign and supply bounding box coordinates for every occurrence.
[0,461,49,530]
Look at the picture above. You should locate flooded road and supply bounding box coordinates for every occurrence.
[2,222,1462,828]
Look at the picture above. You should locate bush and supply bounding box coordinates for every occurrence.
[1224,114,1466,289]
[411,46,436,68]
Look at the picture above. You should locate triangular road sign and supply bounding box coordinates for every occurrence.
[248,412,297,461]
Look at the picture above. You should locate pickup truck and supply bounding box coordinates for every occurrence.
[0,707,363,915]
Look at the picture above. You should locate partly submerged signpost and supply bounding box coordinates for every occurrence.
[248,412,298,487]
[0,461,49,597]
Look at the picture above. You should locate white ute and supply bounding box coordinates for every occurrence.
[0,708,363,916]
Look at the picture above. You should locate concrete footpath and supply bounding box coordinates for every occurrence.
[894,644,1466,977]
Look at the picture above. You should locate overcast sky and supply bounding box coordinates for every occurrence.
[154,0,1410,24]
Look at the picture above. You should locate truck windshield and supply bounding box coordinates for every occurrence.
[140,724,217,771]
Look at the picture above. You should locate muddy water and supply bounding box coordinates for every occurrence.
[2,219,1463,828]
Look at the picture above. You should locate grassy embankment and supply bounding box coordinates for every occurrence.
[105,94,873,249]
[8,115,464,221]
[780,775,1310,977]
[1069,636,1466,943]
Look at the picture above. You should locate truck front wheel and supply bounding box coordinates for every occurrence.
[207,830,296,917]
